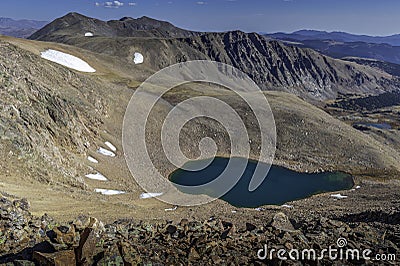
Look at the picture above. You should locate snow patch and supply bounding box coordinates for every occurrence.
[41,49,96,73]
[95,189,126,195]
[87,156,99,164]
[134,52,144,64]
[85,32,94,37]
[281,204,294,209]
[105,141,117,152]
[97,147,116,157]
[140,192,163,199]
[85,173,108,181]
[355,186,361,189]
[331,193,348,199]
[165,206,178,212]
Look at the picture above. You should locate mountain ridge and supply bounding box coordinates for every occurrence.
[29,12,201,40]
[29,13,400,101]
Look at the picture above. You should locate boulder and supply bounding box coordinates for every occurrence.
[33,250,76,266]
[271,212,296,232]
[75,217,105,265]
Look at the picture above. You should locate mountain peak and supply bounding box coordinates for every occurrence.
[30,13,201,40]
[119,16,134,22]
[118,15,171,25]
[62,12,88,19]
[137,16,155,21]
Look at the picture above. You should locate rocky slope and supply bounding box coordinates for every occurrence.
[29,14,400,101]
[0,193,398,265]
[0,40,110,188]
[29,12,200,41]
[179,32,399,100]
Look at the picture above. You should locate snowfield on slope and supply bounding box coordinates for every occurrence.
[41,49,96,73]
[97,147,116,157]
[105,141,117,152]
[331,193,348,199]
[95,189,126,195]
[85,173,108,181]
[87,156,99,164]
[134,52,144,64]
[140,192,163,199]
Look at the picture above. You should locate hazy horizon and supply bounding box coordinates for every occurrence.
[1,0,400,36]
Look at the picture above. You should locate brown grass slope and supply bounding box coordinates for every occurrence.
[149,85,400,178]
[1,36,400,220]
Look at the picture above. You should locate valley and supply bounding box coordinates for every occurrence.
[1,29,399,218]
[0,12,399,265]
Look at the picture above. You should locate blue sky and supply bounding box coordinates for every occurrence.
[1,0,400,36]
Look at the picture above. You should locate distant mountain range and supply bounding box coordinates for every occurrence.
[264,30,400,65]
[0,17,48,38]
[266,30,400,46]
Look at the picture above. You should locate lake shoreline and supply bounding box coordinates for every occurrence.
[169,157,354,208]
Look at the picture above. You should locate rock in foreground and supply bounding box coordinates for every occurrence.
[0,193,398,265]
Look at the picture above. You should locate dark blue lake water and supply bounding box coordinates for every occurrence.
[170,157,354,207]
